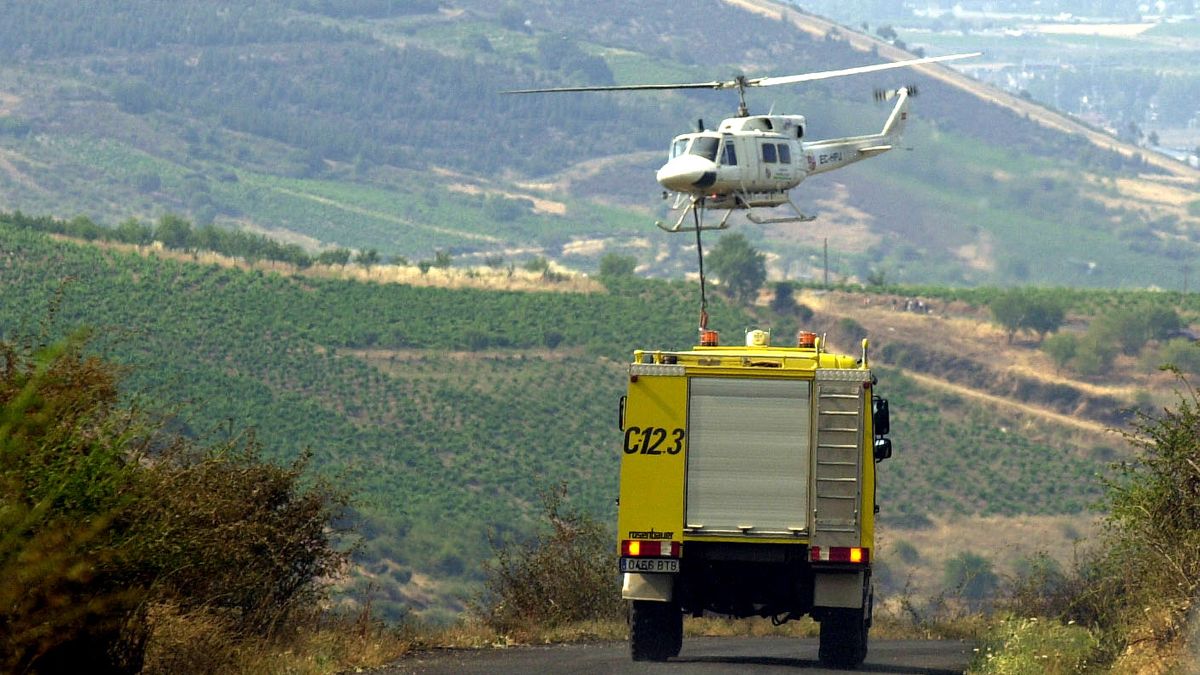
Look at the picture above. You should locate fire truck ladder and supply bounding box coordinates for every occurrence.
[812,373,866,546]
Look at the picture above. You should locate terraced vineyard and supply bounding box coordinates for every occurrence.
[7,216,1179,617]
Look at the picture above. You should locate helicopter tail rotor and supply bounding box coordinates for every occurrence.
[873,84,919,103]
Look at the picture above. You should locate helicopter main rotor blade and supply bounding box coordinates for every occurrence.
[502,81,727,94]
[502,52,980,95]
[750,52,981,88]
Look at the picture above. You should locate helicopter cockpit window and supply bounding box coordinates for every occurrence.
[762,143,777,164]
[670,138,690,159]
[777,144,791,164]
[689,136,719,162]
[720,140,737,166]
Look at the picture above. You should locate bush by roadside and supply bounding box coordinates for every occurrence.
[972,369,1200,672]
[474,483,624,636]
[0,332,349,673]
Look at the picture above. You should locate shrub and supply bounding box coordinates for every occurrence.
[476,483,622,633]
[943,551,998,610]
[0,333,349,673]
[1041,333,1078,373]
[770,281,797,314]
[1005,553,1073,619]
[1143,338,1200,375]
[598,253,637,279]
[1089,373,1200,636]
[972,616,1100,674]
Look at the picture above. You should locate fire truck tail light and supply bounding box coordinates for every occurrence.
[810,546,869,564]
[621,540,680,557]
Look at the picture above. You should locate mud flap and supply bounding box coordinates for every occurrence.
[622,572,674,601]
[813,570,864,608]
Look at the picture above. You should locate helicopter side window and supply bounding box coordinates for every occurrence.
[689,136,719,162]
[778,144,791,164]
[762,143,777,163]
[670,138,689,159]
[720,140,737,166]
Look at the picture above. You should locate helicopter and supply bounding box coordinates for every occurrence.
[505,52,979,232]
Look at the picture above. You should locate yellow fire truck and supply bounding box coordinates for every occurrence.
[616,328,892,667]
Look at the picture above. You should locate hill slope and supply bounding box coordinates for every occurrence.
[0,0,1196,288]
[5,216,1179,616]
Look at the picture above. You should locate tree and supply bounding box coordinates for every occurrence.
[988,289,1067,344]
[154,214,193,250]
[988,290,1028,344]
[1023,295,1067,343]
[354,248,380,269]
[598,253,636,279]
[1042,333,1079,374]
[706,233,766,304]
[770,281,797,314]
[317,248,351,267]
[523,256,549,273]
[1092,305,1181,356]
[115,219,153,245]
[943,551,998,609]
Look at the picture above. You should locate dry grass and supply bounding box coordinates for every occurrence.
[161,607,994,674]
[445,182,566,215]
[796,288,1178,415]
[65,236,605,294]
[765,182,881,254]
[876,513,1100,619]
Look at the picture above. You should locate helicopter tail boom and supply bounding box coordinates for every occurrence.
[801,86,912,176]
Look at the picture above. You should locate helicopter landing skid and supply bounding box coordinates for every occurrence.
[654,198,734,233]
[744,194,815,225]
[655,193,815,232]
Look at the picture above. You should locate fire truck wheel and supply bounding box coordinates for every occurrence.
[668,602,683,657]
[630,599,681,661]
[818,607,869,668]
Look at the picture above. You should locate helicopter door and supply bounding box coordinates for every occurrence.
[716,134,739,188]
[758,140,792,187]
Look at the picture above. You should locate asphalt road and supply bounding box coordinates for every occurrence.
[384,637,974,674]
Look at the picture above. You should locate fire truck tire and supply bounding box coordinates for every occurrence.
[630,600,681,661]
[818,607,869,668]
[668,602,683,657]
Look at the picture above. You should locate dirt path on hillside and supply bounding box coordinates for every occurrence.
[898,370,1113,436]
[722,0,1200,181]
[515,151,662,195]
[0,149,44,193]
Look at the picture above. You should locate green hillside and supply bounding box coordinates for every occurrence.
[0,0,1195,288]
[0,216,1140,618]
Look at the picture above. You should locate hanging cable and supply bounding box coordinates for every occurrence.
[693,200,708,330]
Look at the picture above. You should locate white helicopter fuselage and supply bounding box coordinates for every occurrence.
[655,87,911,211]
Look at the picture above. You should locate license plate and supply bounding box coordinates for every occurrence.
[620,557,679,573]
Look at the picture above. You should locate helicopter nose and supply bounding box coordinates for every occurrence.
[656,155,718,193]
